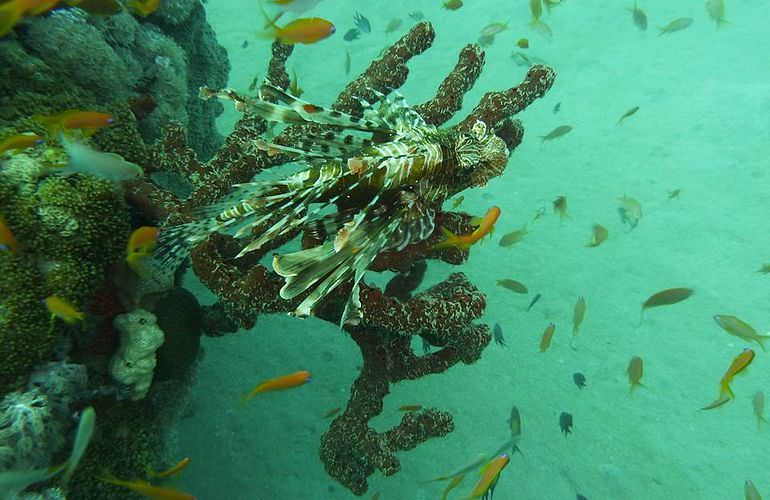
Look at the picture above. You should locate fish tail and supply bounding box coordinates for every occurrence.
[273,215,398,323]
[756,335,769,352]
[0,0,23,38]
[431,227,464,250]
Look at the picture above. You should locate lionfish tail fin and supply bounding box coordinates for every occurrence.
[273,216,399,324]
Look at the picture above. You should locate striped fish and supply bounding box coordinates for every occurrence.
[155,83,508,324]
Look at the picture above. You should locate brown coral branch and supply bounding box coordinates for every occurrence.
[333,21,436,115]
[414,44,486,126]
[318,274,489,495]
[458,64,556,132]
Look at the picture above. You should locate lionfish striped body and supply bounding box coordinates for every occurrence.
[156,82,509,325]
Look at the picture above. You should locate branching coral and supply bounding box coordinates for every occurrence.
[126,21,554,495]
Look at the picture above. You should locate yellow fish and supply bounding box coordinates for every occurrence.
[241,370,312,403]
[98,473,195,500]
[701,348,755,410]
[468,454,510,499]
[713,315,769,352]
[147,457,191,479]
[586,223,608,247]
[44,295,85,327]
[0,133,44,155]
[0,214,19,254]
[126,226,160,275]
[127,0,161,17]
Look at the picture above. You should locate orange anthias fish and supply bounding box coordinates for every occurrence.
[44,296,86,326]
[147,457,191,479]
[0,215,19,254]
[701,348,755,410]
[241,370,312,403]
[127,0,161,17]
[468,453,510,499]
[126,226,160,274]
[38,110,114,136]
[0,133,44,155]
[98,473,196,500]
[432,206,501,250]
[259,2,335,45]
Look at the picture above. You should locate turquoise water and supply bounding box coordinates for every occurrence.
[180,1,770,498]
[2,0,770,499]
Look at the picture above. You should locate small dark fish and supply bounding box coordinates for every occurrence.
[422,337,431,355]
[399,405,422,412]
[640,288,694,325]
[408,11,424,21]
[499,226,529,247]
[758,263,770,274]
[384,18,403,35]
[497,279,528,294]
[658,17,694,36]
[344,49,351,75]
[344,28,361,41]
[667,188,682,200]
[559,412,573,436]
[573,296,586,335]
[516,38,529,49]
[323,407,341,419]
[508,405,522,454]
[573,372,587,389]
[577,495,589,500]
[629,1,647,31]
[627,356,645,392]
[553,196,568,222]
[241,40,249,49]
[539,323,556,352]
[478,33,496,47]
[586,224,608,247]
[540,125,572,143]
[553,102,561,114]
[526,293,541,312]
[493,322,507,347]
[353,12,371,33]
[384,260,427,300]
[618,106,640,125]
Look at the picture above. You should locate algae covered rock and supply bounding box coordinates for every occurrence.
[0,152,129,393]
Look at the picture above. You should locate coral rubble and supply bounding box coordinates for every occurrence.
[126,20,554,494]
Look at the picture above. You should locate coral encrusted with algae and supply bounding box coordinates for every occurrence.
[0,148,129,393]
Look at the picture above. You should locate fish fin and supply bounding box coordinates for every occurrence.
[756,335,769,352]
[260,81,390,132]
[431,227,462,250]
[0,1,23,38]
[700,393,731,411]
[274,214,399,320]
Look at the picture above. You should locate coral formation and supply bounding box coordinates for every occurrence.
[0,1,229,159]
[109,309,166,400]
[0,361,87,472]
[125,20,555,494]
[0,151,129,393]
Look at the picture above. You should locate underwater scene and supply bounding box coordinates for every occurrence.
[1,0,769,498]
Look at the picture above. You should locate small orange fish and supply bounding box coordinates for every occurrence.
[539,322,555,352]
[98,473,196,500]
[44,295,86,326]
[241,370,311,403]
[0,133,44,155]
[702,348,755,410]
[127,0,161,17]
[469,454,510,499]
[0,214,19,254]
[147,457,191,479]
[38,110,114,136]
[259,3,335,45]
[126,226,159,274]
[432,206,501,250]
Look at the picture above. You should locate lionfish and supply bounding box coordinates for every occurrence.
[154,82,508,325]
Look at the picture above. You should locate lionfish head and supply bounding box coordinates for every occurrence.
[454,120,509,188]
